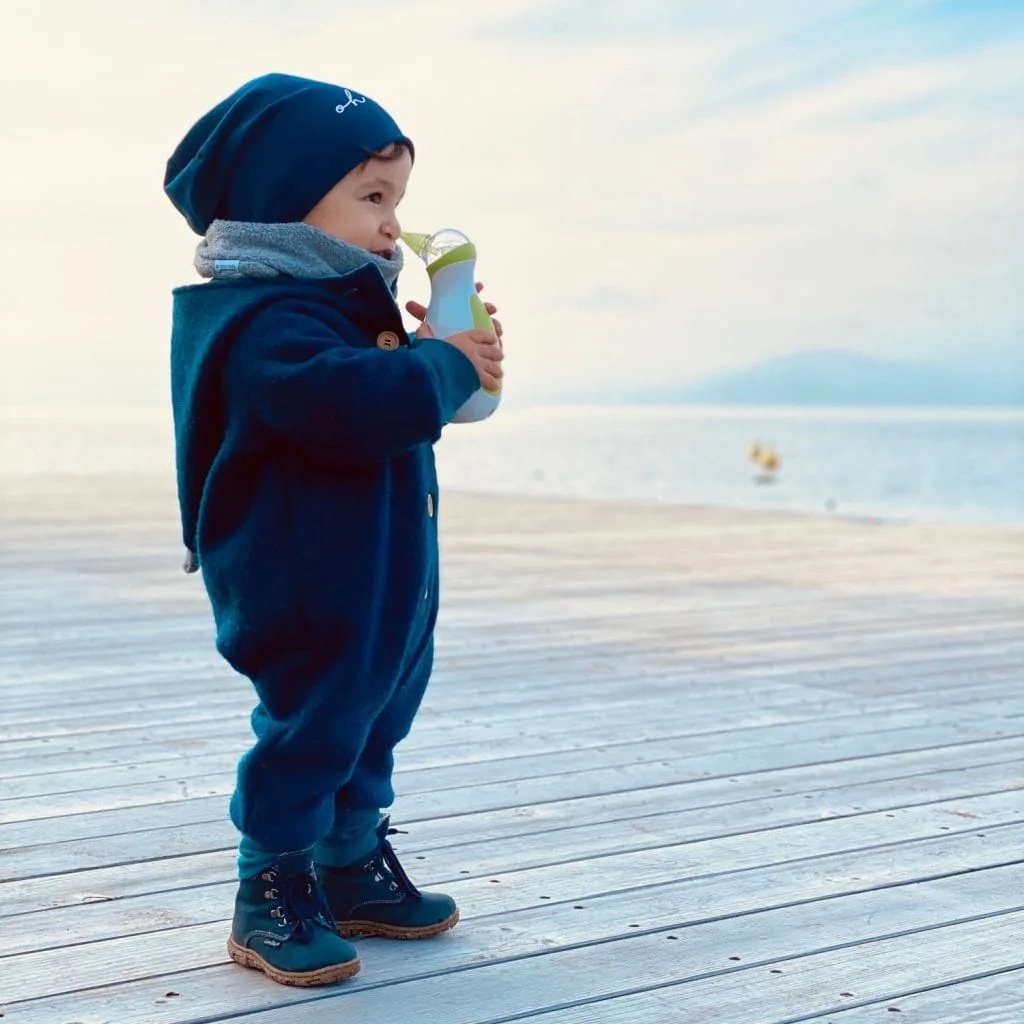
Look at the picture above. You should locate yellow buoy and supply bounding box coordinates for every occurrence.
[748,442,781,480]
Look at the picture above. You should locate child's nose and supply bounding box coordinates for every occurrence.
[383,213,400,241]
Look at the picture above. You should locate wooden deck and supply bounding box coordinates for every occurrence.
[1,474,1022,1023]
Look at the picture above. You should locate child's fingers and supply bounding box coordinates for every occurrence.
[475,351,502,382]
[405,299,428,321]
[470,329,502,350]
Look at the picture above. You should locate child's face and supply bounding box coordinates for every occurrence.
[302,144,412,259]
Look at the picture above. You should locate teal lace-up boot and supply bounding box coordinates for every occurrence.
[316,816,459,939]
[227,851,361,986]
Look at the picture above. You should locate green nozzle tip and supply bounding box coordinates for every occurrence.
[400,232,432,257]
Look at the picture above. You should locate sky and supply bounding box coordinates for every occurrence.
[0,0,1021,408]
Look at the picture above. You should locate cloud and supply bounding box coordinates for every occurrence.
[0,0,1021,408]
[563,288,658,312]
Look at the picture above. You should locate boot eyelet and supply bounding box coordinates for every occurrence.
[264,888,279,899]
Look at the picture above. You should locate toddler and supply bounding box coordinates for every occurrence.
[164,72,503,986]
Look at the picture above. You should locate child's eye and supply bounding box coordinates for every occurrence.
[365,192,383,204]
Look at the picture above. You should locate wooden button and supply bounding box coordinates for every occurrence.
[376,330,400,351]
[426,494,434,518]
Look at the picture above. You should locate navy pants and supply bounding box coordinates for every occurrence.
[229,619,435,863]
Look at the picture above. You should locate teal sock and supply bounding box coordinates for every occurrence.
[237,836,311,880]
[313,808,383,868]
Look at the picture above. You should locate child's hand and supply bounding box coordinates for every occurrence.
[417,321,503,392]
[405,282,504,342]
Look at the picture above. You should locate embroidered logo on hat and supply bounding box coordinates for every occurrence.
[335,89,367,115]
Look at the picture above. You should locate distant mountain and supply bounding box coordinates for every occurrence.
[635,350,1023,407]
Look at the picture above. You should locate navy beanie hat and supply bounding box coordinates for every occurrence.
[164,73,414,235]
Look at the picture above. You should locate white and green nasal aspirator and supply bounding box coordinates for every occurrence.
[401,228,501,424]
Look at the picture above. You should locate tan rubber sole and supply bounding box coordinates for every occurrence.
[335,908,460,940]
[227,937,361,986]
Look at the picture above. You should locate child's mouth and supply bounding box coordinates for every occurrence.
[373,248,396,260]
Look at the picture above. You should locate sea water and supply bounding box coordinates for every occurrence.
[1,406,1021,525]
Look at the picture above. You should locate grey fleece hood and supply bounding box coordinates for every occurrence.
[194,220,403,289]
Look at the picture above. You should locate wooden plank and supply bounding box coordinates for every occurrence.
[0,664,1014,767]
[5,631,1017,718]
[201,913,1024,1024]
[0,680,1018,778]
[3,698,1019,799]
[3,733,1021,878]
[3,869,1020,1022]
[3,603,1018,670]
[0,701,1004,787]
[4,589,1013,638]
[3,622,1019,718]
[4,785,1020,919]
[4,743,1018,882]
[401,792,1024,919]
[7,809,1023,961]
[2,712,1020,825]
[2,671,1015,782]
[3,591,1020,692]
[3,585,1015,651]
[0,696,955,779]
[795,970,1024,1024]
[506,969,1024,1024]
[8,630,1011,704]
[6,629,1018,725]
[0,668,1019,783]
[5,617,1021,705]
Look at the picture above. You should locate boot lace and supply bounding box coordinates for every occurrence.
[265,867,337,945]
[364,826,422,897]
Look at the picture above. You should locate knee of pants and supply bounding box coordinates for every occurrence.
[231,750,337,852]
[253,655,397,750]
[370,640,435,748]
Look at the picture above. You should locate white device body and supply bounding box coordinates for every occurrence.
[424,258,501,424]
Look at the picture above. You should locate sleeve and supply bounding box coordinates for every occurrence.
[224,304,480,468]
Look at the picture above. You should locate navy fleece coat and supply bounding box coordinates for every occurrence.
[170,264,480,850]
